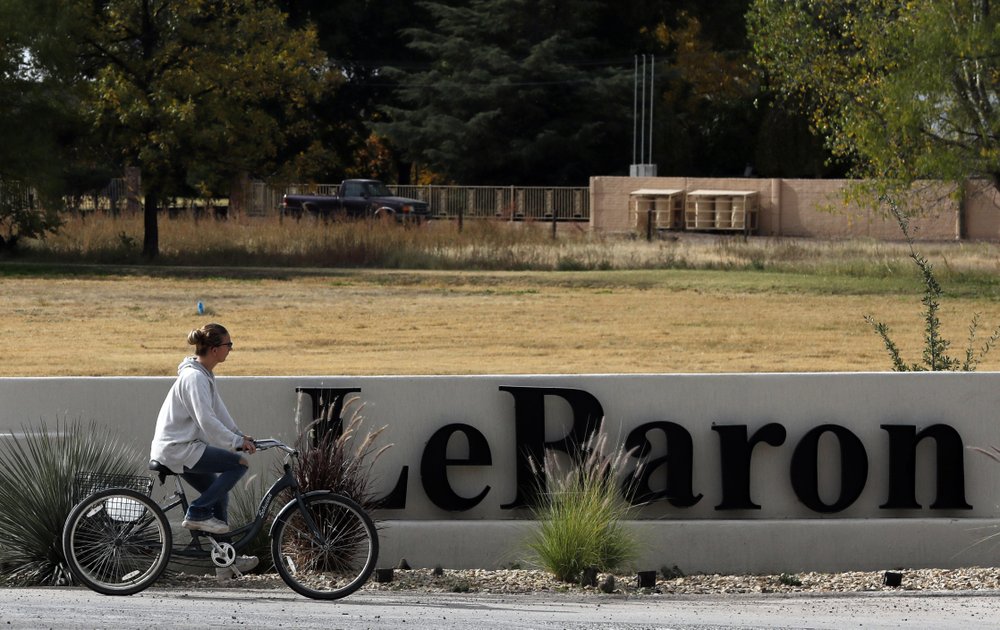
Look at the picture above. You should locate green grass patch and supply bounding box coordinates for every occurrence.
[7,213,1000,299]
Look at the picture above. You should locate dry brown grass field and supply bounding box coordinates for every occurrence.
[4,214,1000,376]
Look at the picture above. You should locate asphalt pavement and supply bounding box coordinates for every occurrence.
[3,586,1000,629]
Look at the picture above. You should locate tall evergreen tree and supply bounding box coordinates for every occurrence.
[1,1,85,185]
[377,0,632,185]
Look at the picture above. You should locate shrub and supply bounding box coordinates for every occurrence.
[866,199,1000,371]
[0,190,62,255]
[528,422,638,583]
[0,419,143,585]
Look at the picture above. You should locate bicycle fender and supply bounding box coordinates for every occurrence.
[268,489,336,538]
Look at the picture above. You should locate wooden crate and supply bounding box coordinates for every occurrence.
[630,189,685,231]
[685,190,758,234]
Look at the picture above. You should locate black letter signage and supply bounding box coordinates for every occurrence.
[295,386,409,510]
[880,424,972,510]
[498,386,604,509]
[790,424,868,513]
[713,423,787,510]
[421,424,492,511]
[625,421,703,507]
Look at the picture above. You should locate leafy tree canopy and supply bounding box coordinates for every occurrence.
[749,0,1000,192]
[69,0,332,192]
[0,1,78,188]
[58,0,334,256]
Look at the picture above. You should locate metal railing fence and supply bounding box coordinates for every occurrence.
[2,178,131,214]
[0,179,34,211]
[251,182,589,221]
[1,180,590,222]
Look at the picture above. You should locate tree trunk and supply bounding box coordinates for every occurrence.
[396,158,413,185]
[142,190,159,259]
[228,172,250,217]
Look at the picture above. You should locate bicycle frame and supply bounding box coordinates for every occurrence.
[158,444,306,558]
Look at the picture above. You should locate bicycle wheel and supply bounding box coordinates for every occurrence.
[62,488,172,595]
[271,493,378,599]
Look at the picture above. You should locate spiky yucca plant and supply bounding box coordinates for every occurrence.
[528,422,638,583]
[294,397,391,512]
[0,419,143,585]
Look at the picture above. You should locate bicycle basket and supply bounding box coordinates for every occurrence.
[73,471,154,503]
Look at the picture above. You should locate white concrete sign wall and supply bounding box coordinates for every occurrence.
[2,373,999,574]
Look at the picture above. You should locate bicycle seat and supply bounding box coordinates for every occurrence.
[149,460,176,484]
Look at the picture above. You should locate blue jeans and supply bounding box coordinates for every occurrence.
[182,446,247,522]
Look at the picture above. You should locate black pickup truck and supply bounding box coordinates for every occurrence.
[281,179,430,222]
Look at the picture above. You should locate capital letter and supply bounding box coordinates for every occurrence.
[295,386,409,509]
[498,386,604,509]
[294,387,361,441]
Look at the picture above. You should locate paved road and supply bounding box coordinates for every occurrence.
[3,587,1000,629]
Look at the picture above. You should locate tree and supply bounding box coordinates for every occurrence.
[748,0,1000,192]
[280,0,432,183]
[376,0,632,185]
[63,0,331,258]
[643,8,844,179]
[0,1,77,250]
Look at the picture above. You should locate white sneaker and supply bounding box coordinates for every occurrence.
[181,516,230,534]
[216,556,259,582]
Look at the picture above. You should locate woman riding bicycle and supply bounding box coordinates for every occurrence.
[149,322,258,579]
[66,322,379,597]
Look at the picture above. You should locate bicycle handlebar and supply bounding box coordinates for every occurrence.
[250,438,298,455]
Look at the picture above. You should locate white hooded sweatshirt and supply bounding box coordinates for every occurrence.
[149,357,245,473]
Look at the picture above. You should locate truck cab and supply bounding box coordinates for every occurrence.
[339,179,428,221]
[281,179,429,222]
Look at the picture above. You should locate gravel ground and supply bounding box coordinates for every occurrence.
[162,565,1000,596]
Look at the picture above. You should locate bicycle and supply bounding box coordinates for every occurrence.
[61,438,378,599]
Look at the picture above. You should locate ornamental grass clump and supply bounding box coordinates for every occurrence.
[0,419,143,586]
[528,423,638,583]
[294,396,391,513]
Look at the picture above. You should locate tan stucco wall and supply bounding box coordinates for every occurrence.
[591,176,979,241]
[963,181,1000,240]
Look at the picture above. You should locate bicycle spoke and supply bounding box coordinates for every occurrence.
[63,489,171,595]
[271,494,377,599]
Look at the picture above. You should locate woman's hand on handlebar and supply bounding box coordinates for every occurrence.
[240,436,257,454]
